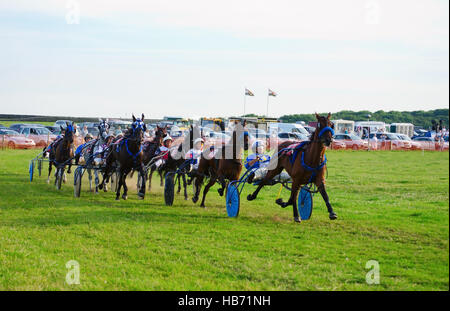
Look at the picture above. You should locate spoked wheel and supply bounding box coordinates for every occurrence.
[297,187,313,220]
[56,167,64,190]
[74,167,83,197]
[226,181,240,217]
[164,172,175,206]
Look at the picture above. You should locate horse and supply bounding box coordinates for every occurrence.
[101,114,147,200]
[246,113,338,223]
[141,125,168,191]
[157,125,201,200]
[46,122,75,187]
[74,119,112,193]
[192,128,245,208]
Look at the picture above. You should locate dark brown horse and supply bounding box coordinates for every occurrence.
[46,122,75,187]
[192,128,245,208]
[247,113,338,223]
[102,114,147,200]
[143,125,168,191]
[157,125,201,200]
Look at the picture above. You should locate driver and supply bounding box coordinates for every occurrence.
[74,133,94,165]
[185,138,204,171]
[154,136,173,168]
[245,140,290,184]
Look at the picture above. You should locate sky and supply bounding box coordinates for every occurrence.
[0,0,448,119]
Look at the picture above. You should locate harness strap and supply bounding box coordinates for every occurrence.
[125,139,143,161]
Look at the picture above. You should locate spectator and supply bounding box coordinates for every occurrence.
[115,126,123,136]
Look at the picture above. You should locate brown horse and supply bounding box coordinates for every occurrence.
[247,113,338,223]
[192,128,245,208]
[46,122,75,187]
[157,125,201,200]
[102,114,147,200]
[143,125,168,191]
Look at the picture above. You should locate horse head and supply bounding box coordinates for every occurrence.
[62,122,75,144]
[131,113,146,141]
[98,118,110,141]
[314,112,334,147]
[154,124,168,145]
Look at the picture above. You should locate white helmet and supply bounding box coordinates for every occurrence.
[163,136,173,143]
[194,138,204,145]
[252,140,265,153]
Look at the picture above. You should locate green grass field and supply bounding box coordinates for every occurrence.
[0,149,448,290]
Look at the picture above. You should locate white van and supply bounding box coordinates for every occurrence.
[268,123,309,136]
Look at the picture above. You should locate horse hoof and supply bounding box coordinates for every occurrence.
[329,213,338,220]
[138,192,145,199]
[115,197,120,201]
[192,197,198,204]
[247,194,255,201]
[275,198,286,208]
[200,205,206,209]
[122,195,127,200]
[294,217,302,223]
[217,188,224,196]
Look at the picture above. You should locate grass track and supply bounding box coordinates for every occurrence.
[0,149,448,290]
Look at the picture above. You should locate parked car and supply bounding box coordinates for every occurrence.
[0,129,36,149]
[54,120,73,128]
[9,123,27,132]
[369,133,405,150]
[395,133,420,150]
[412,136,436,151]
[331,140,346,150]
[334,133,369,150]
[18,126,57,147]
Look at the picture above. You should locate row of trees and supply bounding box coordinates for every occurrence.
[277,109,449,128]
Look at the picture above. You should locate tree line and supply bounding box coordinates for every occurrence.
[277,109,449,128]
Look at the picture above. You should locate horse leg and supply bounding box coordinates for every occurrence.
[47,161,53,184]
[148,166,155,191]
[247,165,283,201]
[159,169,164,187]
[288,179,302,223]
[94,169,99,193]
[200,176,217,208]
[115,170,123,201]
[122,172,128,200]
[137,165,146,199]
[182,173,188,200]
[87,168,93,191]
[192,175,203,203]
[317,183,338,220]
[217,176,226,196]
[176,174,181,194]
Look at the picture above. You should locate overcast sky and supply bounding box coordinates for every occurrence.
[0,0,448,119]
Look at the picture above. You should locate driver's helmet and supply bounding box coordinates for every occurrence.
[163,136,173,143]
[252,140,265,153]
[193,138,204,146]
[84,133,94,141]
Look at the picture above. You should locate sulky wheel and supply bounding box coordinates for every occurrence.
[29,161,34,182]
[226,181,240,217]
[164,173,175,206]
[56,168,64,190]
[74,167,83,197]
[297,187,313,220]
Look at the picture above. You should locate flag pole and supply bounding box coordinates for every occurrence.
[266,89,269,117]
[244,88,246,116]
